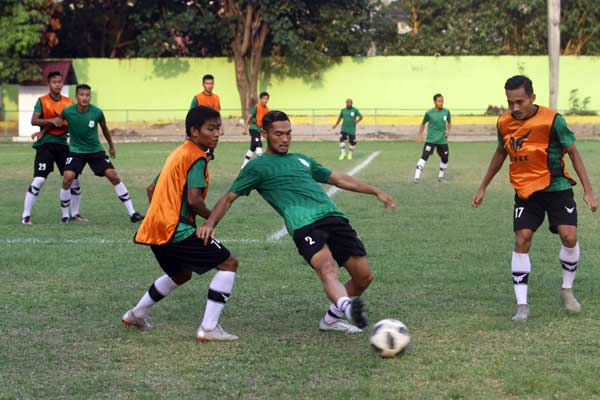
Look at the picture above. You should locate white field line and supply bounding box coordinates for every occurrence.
[1,238,261,245]
[266,151,382,242]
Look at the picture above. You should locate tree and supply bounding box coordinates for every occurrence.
[561,0,600,55]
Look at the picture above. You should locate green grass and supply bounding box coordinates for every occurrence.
[1,140,600,399]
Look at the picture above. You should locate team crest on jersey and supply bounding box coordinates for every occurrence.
[298,158,310,168]
[509,130,530,153]
[89,120,95,128]
[443,115,447,121]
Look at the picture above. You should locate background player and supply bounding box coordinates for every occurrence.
[241,91,270,168]
[59,84,144,223]
[332,99,362,160]
[198,111,397,334]
[472,75,598,321]
[123,106,239,342]
[190,74,221,160]
[413,94,452,183]
[21,71,86,224]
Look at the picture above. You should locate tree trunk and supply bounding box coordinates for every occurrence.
[548,0,561,109]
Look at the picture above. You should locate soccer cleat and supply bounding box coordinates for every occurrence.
[60,217,70,224]
[130,212,144,223]
[319,318,362,333]
[71,214,89,222]
[21,216,32,225]
[512,304,529,321]
[347,153,353,160]
[196,324,239,342]
[349,297,368,329]
[560,288,582,313]
[338,152,346,160]
[412,178,420,184]
[121,309,153,330]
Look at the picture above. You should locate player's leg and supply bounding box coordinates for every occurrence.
[22,145,54,224]
[60,153,86,223]
[100,160,143,222]
[339,133,348,160]
[242,130,259,169]
[413,143,434,183]
[347,135,357,160]
[55,145,87,222]
[436,144,449,182]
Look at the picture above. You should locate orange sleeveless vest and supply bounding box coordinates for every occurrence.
[134,140,209,245]
[195,92,221,112]
[497,106,574,199]
[256,103,269,128]
[39,94,73,135]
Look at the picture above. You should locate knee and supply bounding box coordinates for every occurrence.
[356,270,373,290]
[515,232,533,252]
[314,260,338,281]
[560,233,578,248]
[172,271,192,285]
[106,170,120,185]
[62,175,74,189]
[218,256,238,272]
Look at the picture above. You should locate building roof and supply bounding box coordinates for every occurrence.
[21,60,77,86]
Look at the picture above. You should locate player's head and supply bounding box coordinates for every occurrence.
[186,106,222,150]
[504,75,536,120]
[262,110,291,155]
[433,93,444,109]
[202,74,215,93]
[259,91,270,106]
[75,84,92,107]
[47,71,64,94]
[346,98,353,108]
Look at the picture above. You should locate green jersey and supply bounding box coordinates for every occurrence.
[422,108,451,144]
[61,104,105,154]
[32,98,68,148]
[497,113,575,192]
[229,153,346,235]
[340,107,362,135]
[248,105,259,131]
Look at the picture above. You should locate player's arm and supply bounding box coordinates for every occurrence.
[566,144,598,211]
[31,112,62,128]
[355,110,363,125]
[417,123,426,143]
[99,119,116,159]
[445,112,452,137]
[188,188,211,219]
[471,144,508,208]
[31,124,51,141]
[147,174,159,202]
[332,114,342,129]
[243,108,256,135]
[327,172,396,212]
[196,192,240,244]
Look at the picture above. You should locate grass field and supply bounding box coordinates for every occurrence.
[2,140,600,399]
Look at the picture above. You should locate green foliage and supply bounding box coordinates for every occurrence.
[0,0,46,83]
[566,89,597,116]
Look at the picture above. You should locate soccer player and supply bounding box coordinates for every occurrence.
[190,74,221,160]
[241,91,270,168]
[332,99,363,160]
[198,111,397,333]
[122,106,239,342]
[413,93,452,183]
[21,71,87,224]
[472,75,598,321]
[59,84,144,223]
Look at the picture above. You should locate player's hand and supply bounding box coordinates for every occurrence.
[583,191,598,212]
[31,131,43,141]
[50,117,63,127]
[109,145,116,159]
[376,190,397,213]
[197,224,216,245]
[471,189,485,208]
[243,128,248,135]
[444,130,449,138]
[416,134,422,143]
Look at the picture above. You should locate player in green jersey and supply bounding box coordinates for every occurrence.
[59,84,144,224]
[332,99,363,160]
[198,110,396,334]
[413,94,452,183]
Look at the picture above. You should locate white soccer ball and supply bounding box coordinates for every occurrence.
[369,319,411,358]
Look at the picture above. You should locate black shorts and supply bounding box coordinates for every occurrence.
[33,143,70,178]
[206,147,215,160]
[249,129,263,151]
[421,142,449,162]
[340,132,357,146]
[64,151,115,177]
[150,234,231,278]
[514,189,577,234]
[293,216,367,267]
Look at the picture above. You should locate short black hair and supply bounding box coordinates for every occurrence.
[505,75,534,96]
[186,106,220,136]
[259,91,269,99]
[262,110,289,132]
[433,93,443,101]
[202,74,214,83]
[76,84,91,93]
[47,71,62,81]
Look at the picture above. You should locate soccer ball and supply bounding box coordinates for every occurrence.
[369,319,411,358]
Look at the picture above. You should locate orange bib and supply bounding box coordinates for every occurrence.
[134,140,209,245]
[256,103,269,128]
[195,92,221,112]
[497,106,573,199]
[40,94,73,135]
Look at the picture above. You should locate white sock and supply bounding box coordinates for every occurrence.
[339,142,346,153]
[22,177,45,218]
[560,242,580,289]
[256,147,263,156]
[323,303,344,324]
[201,271,235,330]
[70,178,82,216]
[336,296,352,320]
[59,188,71,218]
[512,251,531,305]
[113,182,135,216]
[349,145,356,154]
[438,162,448,178]
[132,275,179,317]
[414,159,426,179]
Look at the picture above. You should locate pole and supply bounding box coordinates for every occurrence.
[548,0,561,109]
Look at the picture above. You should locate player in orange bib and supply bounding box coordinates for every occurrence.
[190,74,221,160]
[472,75,598,321]
[122,106,239,342]
[241,91,270,168]
[21,71,87,225]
